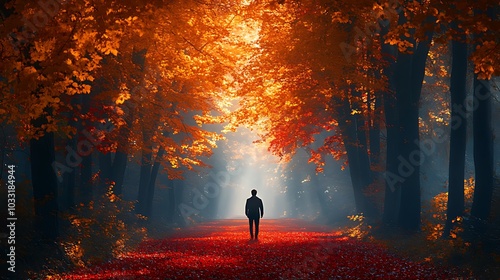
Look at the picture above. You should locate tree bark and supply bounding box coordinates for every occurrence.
[469,4,495,234]
[30,124,59,242]
[394,11,434,232]
[110,112,133,195]
[444,35,467,237]
[80,153,93,205]
[98,152,112,194]
[337,95,373,215]
[369,92,381,166]
[380,21,401,226]
[144,146,165,218]
[165,177,176,223]
[137,138,152,215]
[62,137,76,210]
[470,77,493,223]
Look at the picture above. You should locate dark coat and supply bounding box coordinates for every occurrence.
[245,196,264,219]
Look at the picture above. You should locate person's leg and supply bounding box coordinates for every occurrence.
[255,217,260,239]
[249,218,254,239]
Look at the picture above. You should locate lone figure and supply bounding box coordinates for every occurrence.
[245,189,264,240]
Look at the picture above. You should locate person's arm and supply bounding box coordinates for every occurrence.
[260,199,264,218]
[245,199,249,217]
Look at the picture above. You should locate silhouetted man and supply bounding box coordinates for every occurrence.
[245,189,263,240]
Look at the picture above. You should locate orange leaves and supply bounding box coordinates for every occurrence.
[114,92,131,105]
[472,40,498,80]
[31,38,56,62]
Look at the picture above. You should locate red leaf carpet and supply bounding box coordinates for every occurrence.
[64,219,458,279]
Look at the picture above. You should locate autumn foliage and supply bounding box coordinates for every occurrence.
[0,0,498,278]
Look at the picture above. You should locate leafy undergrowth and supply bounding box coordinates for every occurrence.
[56,219,460,279]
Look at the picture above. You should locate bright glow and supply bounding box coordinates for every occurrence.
[217,128,286,219]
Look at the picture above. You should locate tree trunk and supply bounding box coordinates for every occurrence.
[394,11,434,232]
[444,35,467,237]
[111,150,128,195]
[383,89,401,225]
[470,5,495,234]
[30,126,59,242]
[144,146,165,218]
[470,77,493,223]
[110,112,133,196]
[380,21,401,226]
[79,90,94,205]
[369,92,381,166]
[98,152,112,194]
[165,177,176,223]
[80,153,93,205]
[337,96,373,214]
[395,55,421,232]
[137,141,152,215]
[63,137,76,210]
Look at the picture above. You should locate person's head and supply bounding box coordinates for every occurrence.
[251,189,257,196]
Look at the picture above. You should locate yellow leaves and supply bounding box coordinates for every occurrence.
[425,177,476,241]
[98,32,121,56]
[348,214,365,222]
[350,109,362,115]
[115,92,130,105]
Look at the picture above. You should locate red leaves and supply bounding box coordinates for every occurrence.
[62,220,458,279]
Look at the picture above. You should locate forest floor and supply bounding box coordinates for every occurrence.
[59,219,462,279]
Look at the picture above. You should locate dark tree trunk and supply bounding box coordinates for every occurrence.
[63,137,76,210]
[80,153,93,205]
[111,149,128,195]
[145,146,165,218]
[394,52,421,232]
[165,177,176,223]
[98,152,112,194]
[470,77,493,223]
[369,92,381,166]
[394,11,434,232]
[383,90,401,225]
[111,49,146,195]
[470,6,495,234]
[111,112,133,196]
[444,35,467,237]
[337,96,373,215]
[380,22,401,226]
[30,125,59,242]
[79,89,94,205]
[137,141,152,215]
[351,91,372,188]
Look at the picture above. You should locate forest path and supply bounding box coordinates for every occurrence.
[64,219,458,279]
